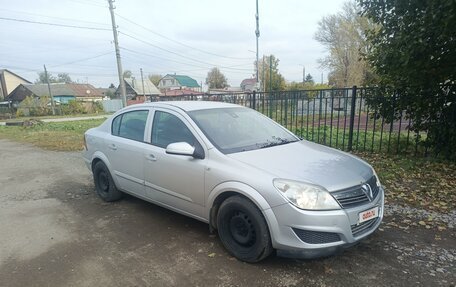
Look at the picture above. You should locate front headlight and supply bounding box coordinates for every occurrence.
[273,179,341,210]
[372,169,381,188]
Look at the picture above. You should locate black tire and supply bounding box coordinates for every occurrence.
[217,195,273,263]
[93,161,122,202]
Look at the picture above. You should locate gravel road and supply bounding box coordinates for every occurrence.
[0,139,454,287]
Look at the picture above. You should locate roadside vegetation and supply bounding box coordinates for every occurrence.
[356,152,455,213]
[0,119,104,151]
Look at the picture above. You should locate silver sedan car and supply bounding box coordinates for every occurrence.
[83,101,384,262]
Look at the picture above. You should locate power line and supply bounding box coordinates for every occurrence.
[119,50,252,79]
[121,47,214,70]
[49,51,113,68]
[66,0,107,8]
[0,8,110,26]
[115,13,254,61]
[171,66,252,76]
[0,16,111,31]
[2,65,118,77]
[121,47,254,75]
[119,32,253,71]
[2,65,40,73]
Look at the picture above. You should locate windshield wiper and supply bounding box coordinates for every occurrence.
[257,137,298,149]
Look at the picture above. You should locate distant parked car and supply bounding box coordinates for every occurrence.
[83,101,384,262]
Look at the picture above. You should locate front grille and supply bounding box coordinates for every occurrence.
[292,228,341,244]
[351,217,380,237]
[331,176,380,209]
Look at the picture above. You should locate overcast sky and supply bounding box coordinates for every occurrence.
[0,0,345,88]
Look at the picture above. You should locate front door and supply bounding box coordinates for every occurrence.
[144,109,206,218]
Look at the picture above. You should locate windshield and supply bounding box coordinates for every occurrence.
[188,107,299,154]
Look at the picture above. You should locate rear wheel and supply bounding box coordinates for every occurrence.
[217,196,273,263]
[93,161,122,202]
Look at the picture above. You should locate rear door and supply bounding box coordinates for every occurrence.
[104,109,151,196]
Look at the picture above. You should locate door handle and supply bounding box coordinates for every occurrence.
[108,144,117,150]
[146,154,157,161]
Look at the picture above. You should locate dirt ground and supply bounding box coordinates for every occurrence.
[0,139,454,287]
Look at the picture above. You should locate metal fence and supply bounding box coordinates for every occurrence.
[158,87,452,157]
[102,99,123,112]
[2,86,451,157]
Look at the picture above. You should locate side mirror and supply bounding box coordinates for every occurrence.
[166,142,196,157]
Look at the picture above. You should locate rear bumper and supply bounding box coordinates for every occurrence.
[267,187,384,259]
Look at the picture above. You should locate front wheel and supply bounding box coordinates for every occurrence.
[93,161,122,202]
[217,196,273,263]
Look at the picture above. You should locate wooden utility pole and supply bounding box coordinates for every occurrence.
[43,65,55,115]
[108,0,127,107]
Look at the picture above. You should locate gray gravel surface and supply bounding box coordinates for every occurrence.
[385,203,456,228]
[0,139,454,287]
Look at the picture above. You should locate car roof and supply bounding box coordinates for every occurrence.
[127,101,242,112]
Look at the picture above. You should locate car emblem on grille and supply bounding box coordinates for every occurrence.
[361,184,373,201]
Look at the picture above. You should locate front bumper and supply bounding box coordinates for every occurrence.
[82,151,92,171]
[266,187,384,259]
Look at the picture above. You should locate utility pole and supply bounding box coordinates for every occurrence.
[269,56,272,93]
[262,57,265,92]
[303,66,305,83]
[43,65,55,116]
[255,0,260,90]
[140,68,146,99]
[108,0,127,107]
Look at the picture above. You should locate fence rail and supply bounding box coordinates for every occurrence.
[157,87,453,158]
[2,86,452,158]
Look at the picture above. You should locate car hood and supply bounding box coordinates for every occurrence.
[227,140,373,192]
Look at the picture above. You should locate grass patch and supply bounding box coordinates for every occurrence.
[0,119,105,151]
[290,126,430,157]
[355,152,456,214]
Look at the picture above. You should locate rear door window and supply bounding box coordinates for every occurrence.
[112,110,149,142]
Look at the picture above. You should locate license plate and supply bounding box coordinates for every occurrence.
[358,206,379,224]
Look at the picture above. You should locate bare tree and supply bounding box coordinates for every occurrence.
[35,72,72,84]
[148,74,162,86]
[315,1,376,87]
[122,70,132,79]
[57,73,72,83]
[257,55,286,91]
[205,67,228,89]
